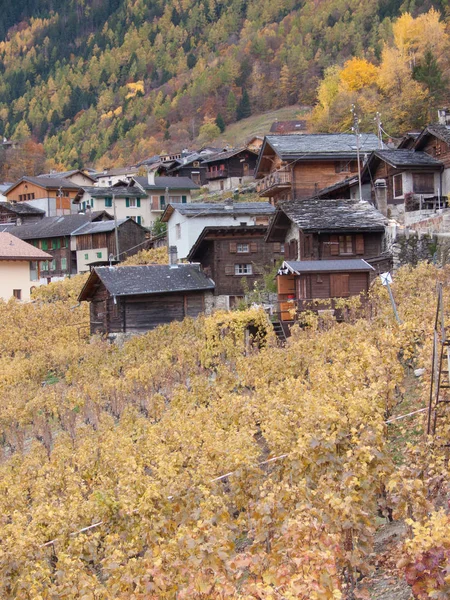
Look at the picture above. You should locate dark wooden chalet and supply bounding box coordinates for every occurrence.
[79,264,215,335]
[202,148,259,191]
[409,123,450,200]
[0,201,45,224]
[187,226,284,309]
[361,149,444,217]
[265,197,389,321]
[255,134,381,204]
[158,153,208,186]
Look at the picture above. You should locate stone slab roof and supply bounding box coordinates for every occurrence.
[6,212,112,240]
[278,198,386,232]
[134,176,200,190]
[71,219,129,236]
[82,185,147,198]
[283,259,375,274]
[0,201,45,215]
[371,149,443,167]
[79,264,214,301]
[161,202,275,222]
[264,133,382,158]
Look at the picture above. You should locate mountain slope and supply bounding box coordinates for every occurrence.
[0,0,446,169]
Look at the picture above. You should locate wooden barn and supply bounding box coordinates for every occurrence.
[276,259,374,321]
[78,264,215,335]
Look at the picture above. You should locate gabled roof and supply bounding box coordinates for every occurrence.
[282,259,374,274]
[5,176,82,195]
[266,198,386,241]
[187,225,268,261]
[93,167,139,178]
[78,264,215,301]
[37,170,96,183]
[368,149,443,168]
[81,185,147,198]
[6,212,112,240]
[0,232,52,260]
[133,176,200,191]
[414,123,450,149]
[0,201,45,215]
[202,147,258,164]
[71,218,131,236]
[161,201,275,222]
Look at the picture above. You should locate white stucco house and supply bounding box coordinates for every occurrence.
[0,232,51,301]
[160,201,275,259]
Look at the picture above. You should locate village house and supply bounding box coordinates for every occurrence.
[79,264,215,336]
[4,176,83,216]
[360,149,444,219]
[2,212,114,280]
[0,232,51,301]
[187,225,284,309]
[255,133,381,204]
[161,201,275,259]
[94,166,140,187]
[77,184,149,226]
[265,198,388,322]
[157,152,208,186]
[0,201,45,224]
[37,169,97,187]
[202,148,259,192]
[71,218,146,272]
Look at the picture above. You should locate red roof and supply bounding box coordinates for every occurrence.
[0,232,52,260]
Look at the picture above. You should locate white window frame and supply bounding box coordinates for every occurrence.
[237,243,249,253]
[128,197,137,208]
[393,173,403,199]
[235,263,252,275]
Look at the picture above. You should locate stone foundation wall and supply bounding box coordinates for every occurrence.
[388,228,450,270]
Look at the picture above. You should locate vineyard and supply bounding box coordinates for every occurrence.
[0,263,449,598]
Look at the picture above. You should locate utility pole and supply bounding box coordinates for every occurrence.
[375,112,383,149]
[351,104,364,203]
[113,193,120,261]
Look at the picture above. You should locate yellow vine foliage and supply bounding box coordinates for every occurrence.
[0,262,448,598]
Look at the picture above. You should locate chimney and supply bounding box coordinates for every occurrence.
[148,169,156,185]
[374,179,388,216]
[224,198,233,210]
[438,108,450,126]
[169,245,178,266]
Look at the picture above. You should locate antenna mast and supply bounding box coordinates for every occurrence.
[351,104,364,203]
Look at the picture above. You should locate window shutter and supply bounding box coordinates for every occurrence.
[225,265,234,275]
[137,216,142,225]
[355,234,364,255]
[330,235,339,256]
[151,195,158,210]
[125,198,130,208]
[250,242,258,253]
[57,238,61,249]
[182,195,187,204]
[330,274,350,297]
[137,198,141,208]
[160,195,165,208]
[229,242,237,253]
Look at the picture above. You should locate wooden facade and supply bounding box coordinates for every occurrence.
[284,230,382,263]
[6,181,79,208]
[187,226,284,302]
[204,149,258,181]
[89,283,209,334]
[73,219,146,260]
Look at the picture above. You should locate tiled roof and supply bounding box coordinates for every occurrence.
[133,176,200,190]
[371,149,443,167]
[0,232,52,260]
[37,170,95,181]
[202,148,258,164]
[283,259,375,274]
[7,212,112,240]
[72,219,129,235]
[263,133,382,158]
[278,198,386,232]
[0,201,45,215]
[5,176,82,193]
[79,264,215,300]
[82,185,147,198]
[162,202,275,222]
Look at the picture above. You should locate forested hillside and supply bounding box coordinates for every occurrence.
[0,0,449,170]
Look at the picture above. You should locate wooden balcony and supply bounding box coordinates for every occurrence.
[256,168,292,197]
[205,168,228,180]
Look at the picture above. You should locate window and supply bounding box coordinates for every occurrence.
[182,195,187,204]
[394,174,403,197]
[105,197,113,207]
[30,262,38,282]
[50,260,56,271]
[61,258,67,271]
[335,161,351,173]
[412,173,435,194]
[42,261,48,271]
[160,195,166,209]
[339,235,353,255]
[12,289,21,300]
[192,173,200,185]
[128,197,137,208]
[84,253,89,260]
[237,243,249,253]
[176,223,181,239]
[234,264,253,275]
[51,238,61,250]
[96,252,102,259]
[169,195,181,203]
[63,238,68,248]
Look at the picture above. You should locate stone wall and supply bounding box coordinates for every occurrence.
[388,227,450,270]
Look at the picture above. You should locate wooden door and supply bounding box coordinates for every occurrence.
[330,274,350,297]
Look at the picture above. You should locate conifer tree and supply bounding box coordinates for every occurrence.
[236,90,251,120]
[215,113,225,133]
